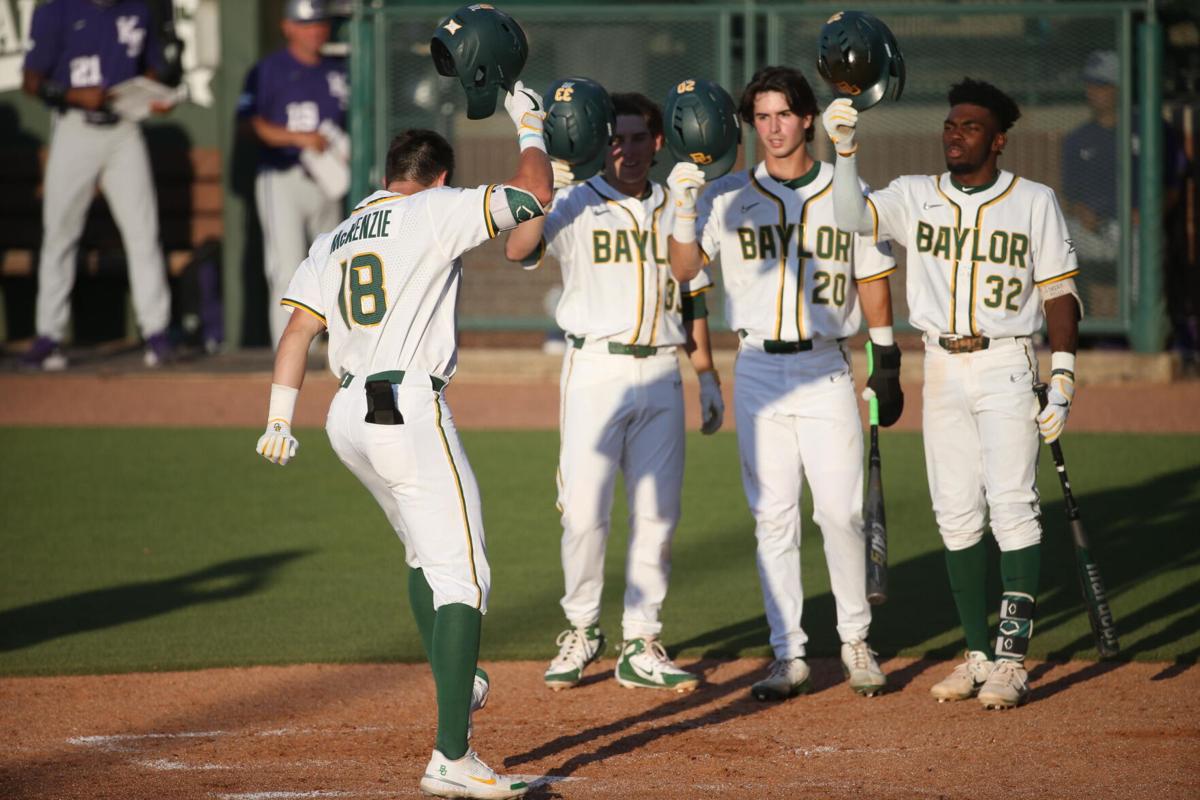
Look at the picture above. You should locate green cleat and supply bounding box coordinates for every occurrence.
[614,637,700,692]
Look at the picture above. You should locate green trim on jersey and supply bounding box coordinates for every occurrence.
[933,177,964,334]
[680,285,710,321]
[950,172,1000,195]
[968,176,1020,335]
[777,160,822,190]
[433,397,483,610]
[280,298,327,325]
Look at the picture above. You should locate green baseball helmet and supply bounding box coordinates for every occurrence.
[816,10,905,111]
[542,77,615,177]
[663,79,741,179]
[431,4,529,120]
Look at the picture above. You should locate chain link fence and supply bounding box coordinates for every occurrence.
[351,2,1141,334]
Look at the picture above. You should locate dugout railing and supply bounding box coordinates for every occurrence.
[348,1,1162,344]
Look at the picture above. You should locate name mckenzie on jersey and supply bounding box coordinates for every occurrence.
[915,221,1029,269]
[330,209,391,253]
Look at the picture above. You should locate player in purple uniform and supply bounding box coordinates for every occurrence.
[238,0,349,346]
[21,0,175,370]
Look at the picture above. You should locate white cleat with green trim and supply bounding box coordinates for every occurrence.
[614,637,700,692]
[420,749,528,799]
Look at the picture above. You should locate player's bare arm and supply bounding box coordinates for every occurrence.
[250,115,328,152]
[823,100,876,235]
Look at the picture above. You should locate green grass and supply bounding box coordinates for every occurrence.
[0,427,1197,676]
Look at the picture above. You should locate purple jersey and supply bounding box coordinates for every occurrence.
[23,0,162,90]
[238,48,348,171]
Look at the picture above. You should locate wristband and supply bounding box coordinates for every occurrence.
[1050,351,1075,376]
[267,383,299,428]
[868,326,895,347]
[671,213,697,244]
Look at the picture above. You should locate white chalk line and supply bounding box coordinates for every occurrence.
[209,777,580,800]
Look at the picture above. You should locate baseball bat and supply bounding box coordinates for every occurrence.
[1034,382,1120,658]
[864,343,888,605]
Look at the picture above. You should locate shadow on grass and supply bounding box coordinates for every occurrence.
[0,550,311,651]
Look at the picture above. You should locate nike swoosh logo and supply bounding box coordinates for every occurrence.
[741,202,760,213]
[1065,239,1076,253]
[469,777,498,786]
[630,659,660,682]
[923,201,943,210]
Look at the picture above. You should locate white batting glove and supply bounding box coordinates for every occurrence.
[822,98,859,156]
[503,81,546,151]
[698,370,725,435]
[257,420,299,465]
[668,162,706,244]
[551,158,576,190]
[1037,368,1075,444]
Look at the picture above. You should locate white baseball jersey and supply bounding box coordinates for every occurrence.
[698,161,895,342]
[533,175,713,344]
[865,170,1079,337]
[282,185,539,381]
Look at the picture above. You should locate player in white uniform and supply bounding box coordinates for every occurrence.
[254,85,550,799]
[824,78,1082,709]
[505,92,724,693]
[669,66,901,700]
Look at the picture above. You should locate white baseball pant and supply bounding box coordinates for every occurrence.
[35,111,170,340]
[556,345,684,642]
[735,340,871,660]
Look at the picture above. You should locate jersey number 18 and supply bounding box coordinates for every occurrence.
[338,254,386,326]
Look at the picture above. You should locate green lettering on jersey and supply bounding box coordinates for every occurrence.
[835,229,852,262]
[593,230,611,264]
[613,230,633,263]
[774,224,795,258]
[989,230,1009,264]
[816,226,834,259]
[630,229,650,262]
[1009,233,1029,268]
[737,227,757,259]
[758,226,777,260]
[916,221,934,253]
[952,227,971,261]
[932,226,952,260]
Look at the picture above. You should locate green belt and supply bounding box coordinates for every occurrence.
[568,335,667,358]
[340,370,446,391]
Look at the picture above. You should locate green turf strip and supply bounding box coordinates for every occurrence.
[0,427,1196,675]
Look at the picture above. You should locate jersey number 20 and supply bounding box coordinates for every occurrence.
[338,254,386,326]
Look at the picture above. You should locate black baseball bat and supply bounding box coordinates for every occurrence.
[864,343,887,605]
[1034,382,1120,658]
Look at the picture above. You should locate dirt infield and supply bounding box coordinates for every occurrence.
[2,657,1197,799]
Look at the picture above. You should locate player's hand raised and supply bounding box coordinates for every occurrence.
[698,370,724,434]
[822,98,859,156]
[256,420,299,465]
[1036,369,1074,443]
[666,162,706,212]
[503,80,545,137]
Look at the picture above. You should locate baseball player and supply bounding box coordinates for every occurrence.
[669,66,900,701]
[505,91,723,692]
[21,0,175,370]
[254,82,550,798]
[824,78,1082,709]
[239,0,348,346]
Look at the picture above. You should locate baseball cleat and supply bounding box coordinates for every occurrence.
[544,625,605,690]
[930,650,994,703]
[614,637,700,692]
[21,336,67,371]
[840,639,887,696]
[978,658,1029,710]
[419,749,528,799]
[750,657,811,701]
[466,668,489,741]
[143,331,173,368]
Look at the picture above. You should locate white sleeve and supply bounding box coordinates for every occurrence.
[697,188,721,262]
[864,176,910,245]
[542,189,580,261]
[425,184,545,262]
[1031,186,1081,285]
[280,254,327,326]
[851,232,896,282]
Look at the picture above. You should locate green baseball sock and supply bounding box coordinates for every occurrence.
[407,568,436,659]
[432,602,482,761]
[996,544,1041,661]
[945,540,990,654]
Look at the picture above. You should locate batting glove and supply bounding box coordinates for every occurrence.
[503,80,546,151]
[551,158,576,191]
[698,370,725,435]
[667,162,706,244]
[865,342,904,427]
[1037,358,1076,443]
[257,420,299,466]
[822,98,859,156]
